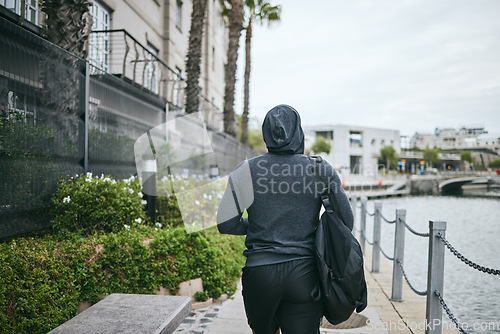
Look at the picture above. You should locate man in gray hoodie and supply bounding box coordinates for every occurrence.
[217,104,353,334]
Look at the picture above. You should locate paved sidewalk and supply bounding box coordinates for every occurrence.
[174,247,457,334]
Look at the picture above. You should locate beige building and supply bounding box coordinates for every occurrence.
[89,0,228,131]
[1,0,228,130]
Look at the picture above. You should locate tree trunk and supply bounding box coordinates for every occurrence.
[185,0,208,114]
[223,0,243,137]
[42,0,92,59]
[241,17,252,145]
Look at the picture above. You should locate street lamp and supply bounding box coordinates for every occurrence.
[209,164,219,178]
[142,154,157,223]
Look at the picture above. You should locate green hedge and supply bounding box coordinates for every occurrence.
[0,173,245,333]
[0,226,245,333]
[50,173,148,235]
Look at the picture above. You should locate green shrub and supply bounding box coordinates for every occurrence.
[50,174,148,235]
[0,226,245,333]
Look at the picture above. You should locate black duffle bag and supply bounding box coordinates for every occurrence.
[310,156,367,325]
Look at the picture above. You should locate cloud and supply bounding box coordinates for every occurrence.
[240,0,500,135]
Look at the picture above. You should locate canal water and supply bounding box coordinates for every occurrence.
[359,196,500,333]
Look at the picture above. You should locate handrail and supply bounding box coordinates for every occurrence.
[351,195,498,334]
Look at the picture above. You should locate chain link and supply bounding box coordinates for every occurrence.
[399,218,430,237]
[434,290,467,334]
[437,233,500,275]
[381,214,396,224]
[380,246,394,261]
[364,233,374,246]
[396,260,427,296]
[366,210,375,217]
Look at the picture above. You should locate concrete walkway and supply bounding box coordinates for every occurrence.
[175,246,458,334]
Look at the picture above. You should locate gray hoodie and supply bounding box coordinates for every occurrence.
[217,104,353,267]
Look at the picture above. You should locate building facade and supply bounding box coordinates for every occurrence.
[1,0,228,130]
[305,124,400,177]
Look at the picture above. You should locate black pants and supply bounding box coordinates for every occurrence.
[241,259,323,334]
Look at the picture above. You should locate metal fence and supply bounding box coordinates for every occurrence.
[0,16,254,239]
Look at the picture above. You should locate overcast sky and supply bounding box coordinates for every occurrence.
[234,0,500,137]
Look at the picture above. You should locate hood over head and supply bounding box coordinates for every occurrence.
[262,104,305,155]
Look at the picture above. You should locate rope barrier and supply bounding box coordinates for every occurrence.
[437,233,500,275]
[380,246,394,261]
[396,260,427,296]
[399,218,430,238]
[364,234,374,246]
[381,214,396,224]
[435,290,467,334]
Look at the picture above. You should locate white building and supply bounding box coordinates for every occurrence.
[305,125,400,177]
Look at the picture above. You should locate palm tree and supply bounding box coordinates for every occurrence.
[222,0,244,137]
[41,0,92,58]
[185,0,209,114]
[241,0,280,145]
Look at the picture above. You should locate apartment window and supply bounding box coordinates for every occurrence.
[173,67,182,106]
[316,131,333,140]
[1,0,39,24]
[349,131,363,148]
[89,1,110,72]
[175,0,182,30]
[145,42,159,94]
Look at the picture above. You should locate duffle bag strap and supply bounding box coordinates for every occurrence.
[309,156,342,215]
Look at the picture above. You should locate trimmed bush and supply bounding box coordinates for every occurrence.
[50,173,148,235]
[0,226,245,334]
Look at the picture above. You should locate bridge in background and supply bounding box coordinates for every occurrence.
[439,176,499,195]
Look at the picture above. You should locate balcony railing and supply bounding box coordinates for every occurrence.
[90,29,185,109]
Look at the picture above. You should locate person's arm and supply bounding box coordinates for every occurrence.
[325,163,354,231]
[217,176,249,235]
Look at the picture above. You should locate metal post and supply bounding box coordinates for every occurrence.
[391,209,406,301]
[372,201,382,273]
[143,154,157,223]
[84,61,90,174]
[351,195,358,230]
[426,221,446,334]
[360,197,367,253]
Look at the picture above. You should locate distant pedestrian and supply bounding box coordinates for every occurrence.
[217,104,354,334]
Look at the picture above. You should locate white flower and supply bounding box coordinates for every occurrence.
[85,178,92,182]
[100,174,104,179]
[135,218,142,224]
[141,200,147,205]
[195,200,200,205]
[202,193,208,199]
[75,174,79,178]
[155,223,162,228]
[103,177,111,182]
[111,180,116,184]
[128,188,134,194]
[124,179,130,185]
[124,224,130,230]
[217,194,223,199]
[138,192,143,197]
[63,196,71,203]
[155,228,158,231]
[208,195,212,201]
[86,172,92,178]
